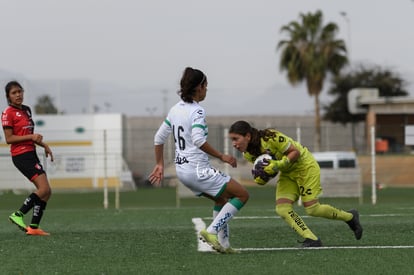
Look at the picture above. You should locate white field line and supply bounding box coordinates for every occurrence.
[193,214,414,252]
[238,246,414,251]
[192,218,214,252]
[202,213,413,220]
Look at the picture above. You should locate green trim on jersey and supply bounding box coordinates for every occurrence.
[164,119,171,127]
[192,124,208,136]
[192,124,206,129]
[214,183,227,199]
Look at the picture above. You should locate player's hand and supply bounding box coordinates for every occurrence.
[221,154,237,168]
[31,133,43,144]
[44,144,54,162]
[262,156,290,174]
[148,165,164,186]
[253,175,268,185]
[251,168,270,182]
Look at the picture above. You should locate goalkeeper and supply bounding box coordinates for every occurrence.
[228,120,363,247]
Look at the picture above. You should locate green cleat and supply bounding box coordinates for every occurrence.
[199,229,225,253]
[9,213,27,232]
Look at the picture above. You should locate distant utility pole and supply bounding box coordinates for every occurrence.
[340,11,352,61]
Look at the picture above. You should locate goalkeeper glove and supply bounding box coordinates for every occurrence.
[253,175,269,185]
[263,155,290,174]
[251,166,271,185]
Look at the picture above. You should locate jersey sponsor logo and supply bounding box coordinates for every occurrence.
[175,154,189,165]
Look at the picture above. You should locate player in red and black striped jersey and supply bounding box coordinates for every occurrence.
[2,81,53,236]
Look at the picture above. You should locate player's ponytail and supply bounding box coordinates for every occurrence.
[179,67,206,103]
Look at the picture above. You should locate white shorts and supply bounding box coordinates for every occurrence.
[176,165,231,198]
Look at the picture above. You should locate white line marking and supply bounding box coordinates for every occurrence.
[193,215,414,252]
[192,218,214,252]
[202,213,414,220]
[238,246,414,251]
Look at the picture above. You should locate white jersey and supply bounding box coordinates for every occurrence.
[154,100,230,196]
[154,100,210,171]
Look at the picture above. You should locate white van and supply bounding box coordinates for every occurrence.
[312,151,358,169]
[311,151,361,198]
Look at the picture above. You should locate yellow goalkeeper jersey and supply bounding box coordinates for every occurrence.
[243,130,315,173]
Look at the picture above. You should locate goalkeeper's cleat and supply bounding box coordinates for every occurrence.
[346,209,363,240]
[199,230,224,253]
[223,247,240,254]
[9,212,27,232]
[26,227,50,236]
[300,238,323,248]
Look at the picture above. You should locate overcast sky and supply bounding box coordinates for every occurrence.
[1,0,413,116]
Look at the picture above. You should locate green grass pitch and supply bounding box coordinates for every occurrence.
[1,186,413,274]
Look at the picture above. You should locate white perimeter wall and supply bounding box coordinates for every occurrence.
[0,113,125,191]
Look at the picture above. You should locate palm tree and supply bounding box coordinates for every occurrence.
[277,10,348,151]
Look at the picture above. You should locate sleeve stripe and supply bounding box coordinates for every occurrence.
[192,124,206,130]
[164,119,171,127]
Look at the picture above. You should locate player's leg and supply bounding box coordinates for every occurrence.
[304,202,362,240]
[275,174,322,247]
[201,176,249,252]
[213,205,229,247]
[206,178,248,234]
[9,152,47,232]
[26,174,51,235]
[212,205,238,253]
[300,163,363,240]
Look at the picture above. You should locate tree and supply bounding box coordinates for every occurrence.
[323,65,409,124]
[277,10,348,151]
[34,95,58,114]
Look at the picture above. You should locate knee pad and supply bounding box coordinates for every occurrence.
[275,203,293,218]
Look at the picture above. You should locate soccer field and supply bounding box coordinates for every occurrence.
[1,186,413,274]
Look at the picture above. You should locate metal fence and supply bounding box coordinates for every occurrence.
[1,115,413,191]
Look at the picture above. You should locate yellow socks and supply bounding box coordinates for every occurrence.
[305,203,353,221]
[276,203,318,240]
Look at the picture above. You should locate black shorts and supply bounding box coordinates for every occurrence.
[12,151,46,181]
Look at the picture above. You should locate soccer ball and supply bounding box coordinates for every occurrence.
[252,153,278,185]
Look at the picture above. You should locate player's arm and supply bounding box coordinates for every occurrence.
[37,141,54,162]
[148,120,171,185]
[199,142,237,168]
[2,127,43,144]
[283,144,300,164]
[262,135,300,173]
[192,108,237,167]
[148,144,164,185]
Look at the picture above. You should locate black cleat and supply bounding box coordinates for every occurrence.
[301,238,323,248]
[346,209,363,240]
